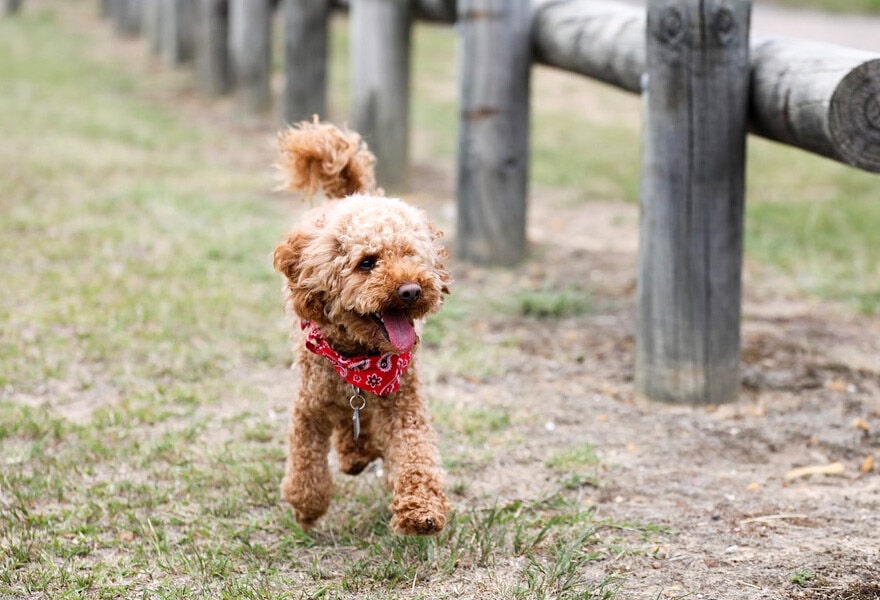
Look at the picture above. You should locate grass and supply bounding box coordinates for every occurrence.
[0,4,657,599]
[2,1,878,598]
[790,567,818,587]
[745,139,880,313]
[773,0,880,13]
[547,444,603,490]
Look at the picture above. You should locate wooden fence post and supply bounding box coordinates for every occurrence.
[142,0,162,55]
[229,0,273,114]
[4,0,22,15]
[161,0,196,64]
[283,0,329,124]
[456,0,531,266]
[351,0,412,191]
[196,0,232,95]
[636,0,751,404]
[115,0,142,35]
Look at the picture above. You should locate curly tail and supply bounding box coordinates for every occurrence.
[276,116,378,200]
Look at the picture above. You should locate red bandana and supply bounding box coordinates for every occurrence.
[301,320,412,396]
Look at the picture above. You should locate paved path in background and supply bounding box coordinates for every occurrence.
[752,3,880,51]
[618,0,880,52]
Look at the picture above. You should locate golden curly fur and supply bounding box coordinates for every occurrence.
[274,118,451,535]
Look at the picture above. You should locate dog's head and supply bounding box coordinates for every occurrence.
[274,195,450,354]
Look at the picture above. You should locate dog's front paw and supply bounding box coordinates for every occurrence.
[281,474,331,529]
[391,507,448,536]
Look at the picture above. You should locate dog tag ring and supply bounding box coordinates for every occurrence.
[349,388,367,440]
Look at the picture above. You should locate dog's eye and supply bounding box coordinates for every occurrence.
[357,256,378,271]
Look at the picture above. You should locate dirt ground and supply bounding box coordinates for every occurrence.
[430,194,880,600]
[413,5,880,594]
[69,3,880,599]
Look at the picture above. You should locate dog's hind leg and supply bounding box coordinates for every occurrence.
[332,408,383,475]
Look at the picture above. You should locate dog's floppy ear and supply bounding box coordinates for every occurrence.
[274,231,326,322]
[273,230,309,280]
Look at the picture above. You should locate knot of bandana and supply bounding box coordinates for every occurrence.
[301,320,412,396]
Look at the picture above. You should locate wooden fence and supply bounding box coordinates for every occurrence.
[66,0,880,405]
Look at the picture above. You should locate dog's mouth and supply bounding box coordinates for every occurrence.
[370,309,417,352]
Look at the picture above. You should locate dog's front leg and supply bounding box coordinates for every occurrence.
[281,400,333,530]
[382,398,450,535]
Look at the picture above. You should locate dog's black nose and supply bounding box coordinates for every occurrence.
[397,283,422,304]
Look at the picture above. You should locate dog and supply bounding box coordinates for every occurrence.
[273,118,451,535]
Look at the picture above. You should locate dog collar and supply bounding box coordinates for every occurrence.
[300,320,411,396]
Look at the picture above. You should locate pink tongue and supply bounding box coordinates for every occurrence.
[382,309,416,351]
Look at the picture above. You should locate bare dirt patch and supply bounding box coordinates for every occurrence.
[425,198,880,599]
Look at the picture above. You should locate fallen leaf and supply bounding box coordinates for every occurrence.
[747,482,760,491]
[784,461,846,482]
[827,379,848,392]
[861,456,875,474]
[852,417,870,432]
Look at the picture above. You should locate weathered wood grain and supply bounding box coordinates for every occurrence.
[533,0,643,93]
[637,0,750,405]
[283,0,329,123]
[351,0,411,190]
[751,37,880,173]
[456,0,531,265]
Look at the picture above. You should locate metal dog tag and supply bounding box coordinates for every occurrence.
[349,389,367,441]
[352,407,361,440]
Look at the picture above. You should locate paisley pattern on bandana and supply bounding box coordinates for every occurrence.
[301,320,412,396]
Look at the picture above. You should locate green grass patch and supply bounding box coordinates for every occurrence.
[547,443,603,490]
[790,567,817,587]
[772,0,880,13]
[746,138,880,314]
[513,285,594,319]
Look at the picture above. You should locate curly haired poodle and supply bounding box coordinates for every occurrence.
[273,119,451,535]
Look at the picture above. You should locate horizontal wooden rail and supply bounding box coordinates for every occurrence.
[532,0,880,173]
[750,37,880,173]
[330,0,455,23]
[532,0,643,93]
